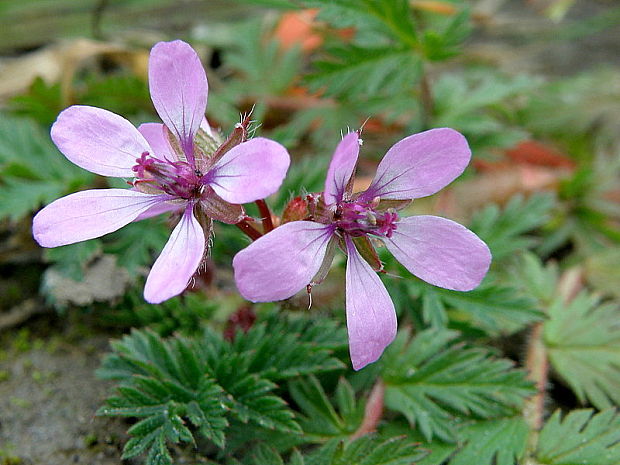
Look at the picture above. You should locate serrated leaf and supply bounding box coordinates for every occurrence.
[409,279,543,335]
[97,330,229,462]
[187,398,228,448]
[249,443,285,465]
[382,329,534,442]
[226,373,301,433]
[305,435,427,465]
[97,314,340,462]
[120,408,186,465]
[0,113,92,221]
[432,71,538,158]
[289,376,362,440]
[469,193,556,260]
[145,434,173,465]
[449,417,528,465]
[536,409,620,465]
[9,76,63,126]
[229,317,346,381]
[304,0,417,44]
[544,292,620,408]
[308,46,421,99]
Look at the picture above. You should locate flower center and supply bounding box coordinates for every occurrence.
[334,200,399,238]
[132,152,203,199]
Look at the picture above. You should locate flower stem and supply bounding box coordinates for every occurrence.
[419,71,434,129]
[235,218,262,241]
[255,199,274,233]
[351,379,385,439]
[523,266,583,459]
[524,321,547,433]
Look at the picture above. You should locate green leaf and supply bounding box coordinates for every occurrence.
[289,376,363,440]
[449,417,528,465]
[9,76,63,126]
[432,70,537,158]
[225,373,301,433]
[304,0,417,45]
[249,443,285,465]
[102,217,170,274]
[470,193,556,261]
[544,292,620,408]
[97,312,343,461]
[421,9,472,61]
[409,280,543,335]
[305,435,427,465]
[0,113,92,221]
[382,329,535,442]
[308,45,422,99]
[227,316,346,381]
[97,330,229,463]
[80,73,152,118]
[119,405,186,465]
[536,409,620,465]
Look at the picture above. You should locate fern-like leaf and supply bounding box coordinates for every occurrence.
[449,416,528,465]
[0,113,92,221]
[536,409,620,465]
[382,329,534,442]
[305,435,427,465]
[544,292,620,408]
[289,376,363,440]
[307,46,421,99]
[469,193,556,261]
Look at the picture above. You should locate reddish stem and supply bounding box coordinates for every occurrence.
[235,218,262,241]
[351,379,385,439]
[255,199,275,233]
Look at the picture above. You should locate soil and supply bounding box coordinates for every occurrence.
[0,333,128,465]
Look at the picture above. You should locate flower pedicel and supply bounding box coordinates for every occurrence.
[233,129,492,370]
[32,40,290,304]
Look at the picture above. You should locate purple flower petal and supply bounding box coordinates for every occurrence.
[207,137,290,204]
[32,189,165,247]
[138,123,176,161]
[233,221,334,302]
[144,206,205,304]
[345,236,397,370]
[362,128,471,201]
[324,132,360,205]
[149,40,208,161]
[51,105,150,177]
[133,201,183,222]
[384,215,491,291]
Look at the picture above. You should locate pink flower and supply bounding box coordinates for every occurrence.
[32,40,290,304]
[233,129,491,370]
